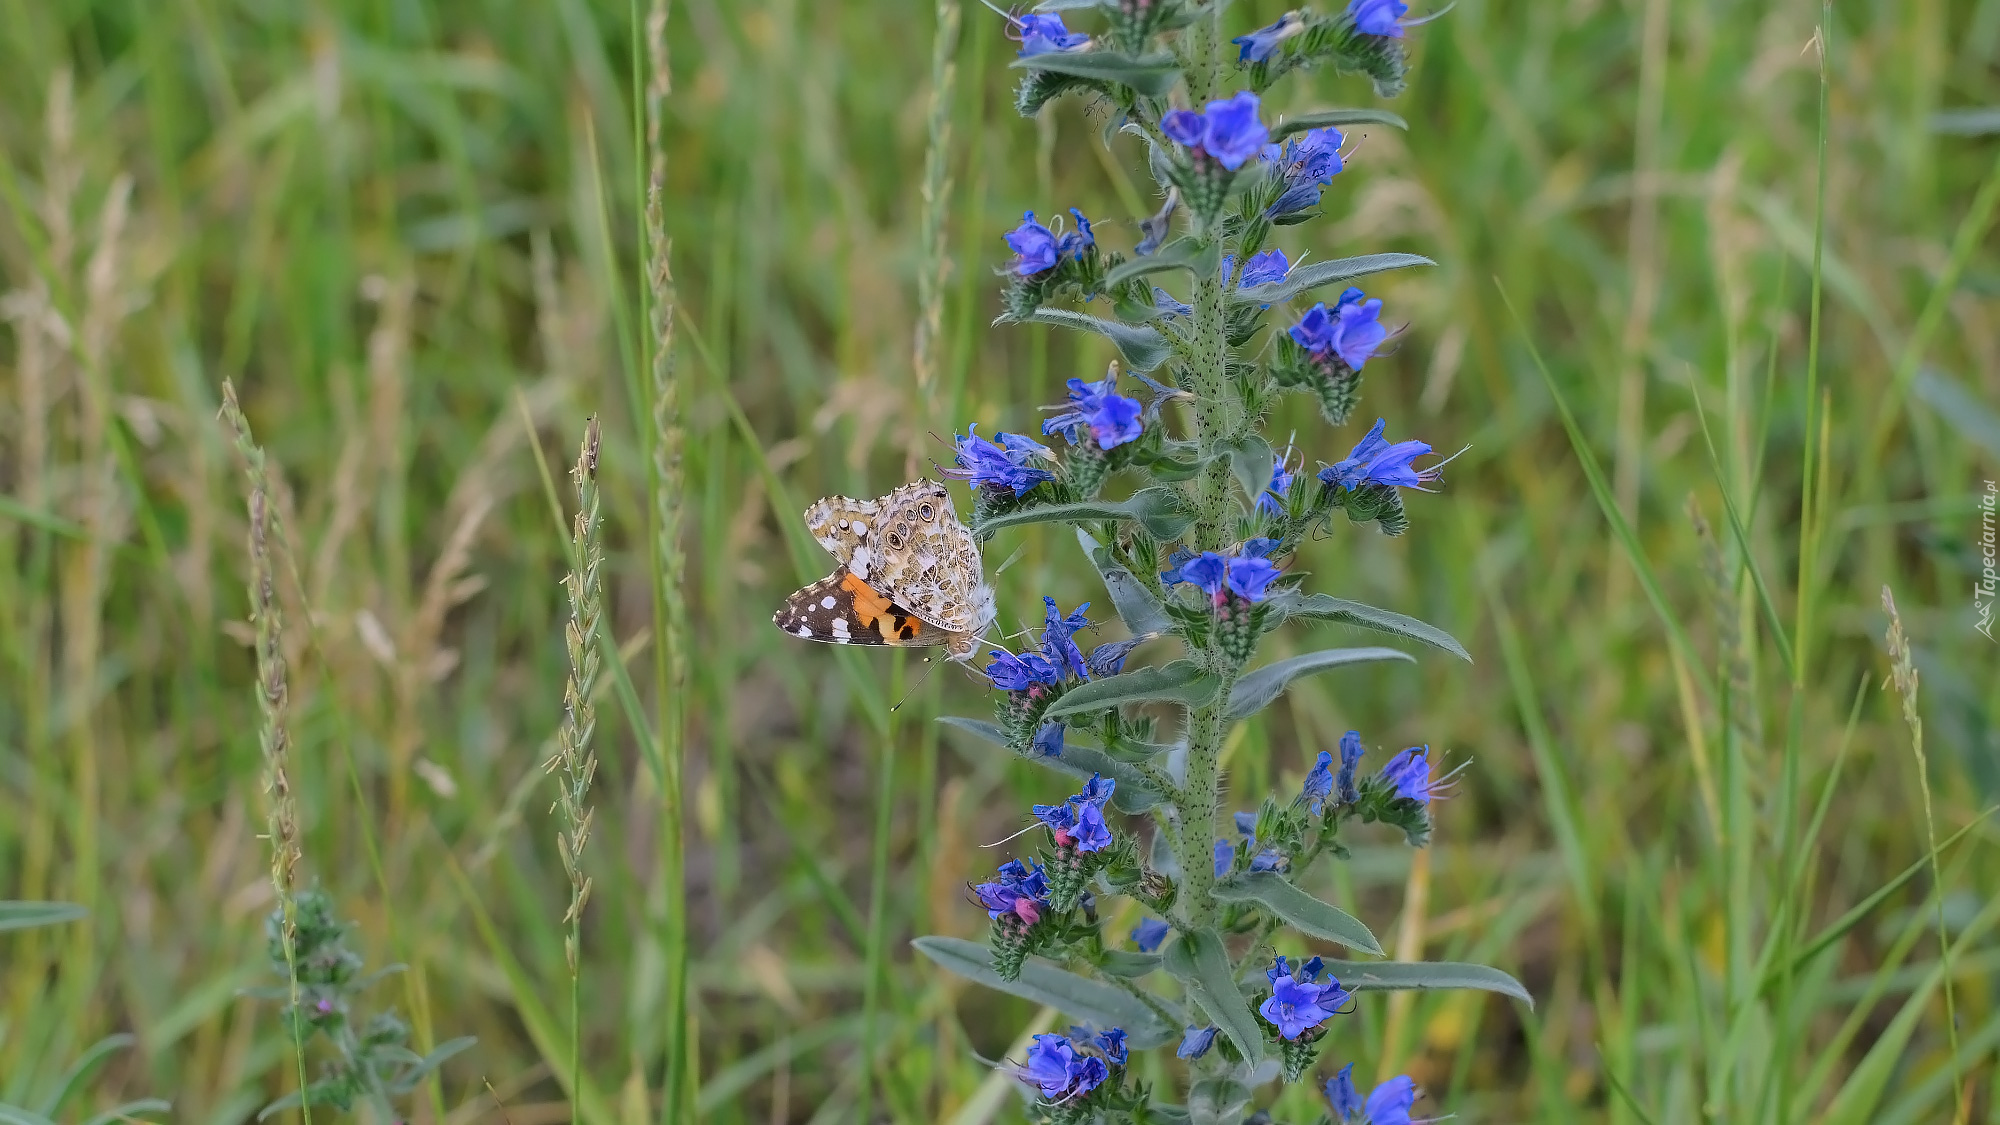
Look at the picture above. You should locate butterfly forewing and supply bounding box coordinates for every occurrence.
[773,571,934,648]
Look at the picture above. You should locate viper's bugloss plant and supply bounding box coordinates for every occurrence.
[912,3,1528,1122]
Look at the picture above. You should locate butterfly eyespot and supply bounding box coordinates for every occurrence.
[918,503,935,521]
[887,530,904,549]
[895,522,911,540]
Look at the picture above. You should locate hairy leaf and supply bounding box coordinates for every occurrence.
[1098,950,1163,978]
[1270,108,1409,141]
[1078,529,1173,635]
[1234,252,1434,307]
[1187,1078,1253,1125]
[1213,872,1382,954]
[1322,959,1532,1006]
[1016,308,1173,371]
[913,936,1176,1047]
[936,716,1163,812]
[1044,660,1220,719]
[978,487,1190,540]
[1164,928,1265,1065]
[1222,434,1276,507]
[1269,591,1471,662]
[388,1037,478,1094]
[1104,238,1212,288]
[1009,51,1181,98]
[1224,647,1415,720]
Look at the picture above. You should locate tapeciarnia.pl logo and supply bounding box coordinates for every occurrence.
[1978,480,1997,641]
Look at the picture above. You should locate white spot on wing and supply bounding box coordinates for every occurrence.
[851,546,873,579]
[794,626,813,638]
[831,618,850,639]
[821,595,837,609]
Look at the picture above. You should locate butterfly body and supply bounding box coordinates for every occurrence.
[775,481,995,661]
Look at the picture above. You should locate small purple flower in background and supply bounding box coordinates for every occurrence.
[1225,248,1291,289]
[1095,1027,1129,1067]
[1015,1033,1107,1100]
[1131,916,1170,952]
[1326,1064,1365,1122]
[1257,451,1296,517]
[1040,597,1094,679]
[1327,1063,1420,1125]
[1250,847,1286,872]
[985,646,1062,691]
[1058,207,1095,258]
[945,425,1056,496]
[1226,555,1281,601]
[1153,287,1192,318]
[1318,419,1443,491]
[1033,773,1116,852]
[1337,729,1364,804]
[1032,720,1066,757]
[1259,954,1348,1039]
[1302,749,1335,814]
[1163,91,1270,170]
[1377,745,1441,803]
[1265,126,1346,217]
[1086,636,1144,678]
[1012,13,1091,57]
[1350,0,1411,38]
[1232,11,1306,61]
[1177,1025,1220,1059]
[1290,287,1387,370]
[1234,810,1259,837]
[1213,838,1235,876]
[974,858,1052,924]
[1044,374,1143,450]
[1005,211,1060,275]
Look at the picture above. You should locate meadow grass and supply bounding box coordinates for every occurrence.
[2,0,1998,1122]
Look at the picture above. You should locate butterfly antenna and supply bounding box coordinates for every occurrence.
[980,820,1044,848]
[890,655,939,714]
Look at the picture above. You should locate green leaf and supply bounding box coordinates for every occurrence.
[1321,959,1533,1006]
[1222,434,1275,507]
[38,1034,135,1117]
[0,1104,59,1125]
[1212,872,1382,954]
[1931,107,2000,135]
[1077,529,1173,636]
[1017,308,1173,371]
[1032,0,1110,9]
[1224,647,1415,721]
[79,1100,171,1125]
[1009,51,1181,98]
[1098,950,1163,978]
[388,1036,477,1094]
[1270,108,1409,141]
[1235,252,1434,307]
[1913,367,2000,457]
[0,901,87,932]
[1103,238,1215,288]
[1187,1078,1253,1125]
[912,936,1175,1048]
[936,716,1164,813]
[1163,928,1264,1065]
[1044,660,1220,719]
[1269,592,1471,662]
[978,487,1190,540]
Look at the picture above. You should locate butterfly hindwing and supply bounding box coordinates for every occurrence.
[772,571,933,648]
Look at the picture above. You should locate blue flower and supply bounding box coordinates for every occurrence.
[1349,0,1410,38]
[1264,126,1346,217]
[1131,917,1170,952]
[974,858,1051,924]
[1162,91,1270,171]
[1232,11,1306,61]
[1095,1027,1128,1067]
[1015,1033,1108,1100]
[985,646,1062,691]
[1250,848,1286,872]
[1159,546,1197,585]
[1257,452,1296,517]
[1177,1025,1220,1059]
[1336,730,1364,804]
[1258,955,1348,1039]
[1225,555,1281,601]
[945,425,1056,496]
[1241,536,1282,558]
[1377,746,1435,803]
[1213,838,1235,876]
[1034,774,1116,852]
[1033,720,1067,757]
[1006,211,1060,275]
[1326,1063,1365,1122]
[1318,419,1442,492]
[1040,597,1094,679]
[1225,248,1291,289]
[1153,287,1192,318]
[1013,13,1091,56]
[1234,810,1259,837]
[1180,551,1228,598]
[1086,636,1144,678]
[1290,287,1387,370]
[1059,207,1095,258]
[1302,749,1335,814]
[1366,1075,1418,1125]
[1044,374,1143,450]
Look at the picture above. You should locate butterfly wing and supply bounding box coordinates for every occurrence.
[773,571,937,648]
[804,494,883,567]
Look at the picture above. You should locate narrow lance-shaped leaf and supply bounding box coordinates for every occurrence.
[978,487,1190,539]
[1235,252,1434,307]
[0,902,87,932]
[1269,591,1471,662]
[1213,872,1382,954]
[1044,660,1220,719]
[1015,308,1173,371]
[1164,928,1265,1065]
[1009,51,1182,97]
[1320,959,1533,1007]
[1104,238,1214,288]
[1270,108,1409,141]
[1187,1079,1253,1125]
[1225,647,1415,721]
[936,716,1164,813]
[1222,434,1275,507]
[913,936,1177,1048]
[1078,528,1173,635]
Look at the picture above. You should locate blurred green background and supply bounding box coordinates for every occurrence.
[2,0,1998,1122]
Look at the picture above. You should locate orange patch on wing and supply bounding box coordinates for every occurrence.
[841,572,894,625]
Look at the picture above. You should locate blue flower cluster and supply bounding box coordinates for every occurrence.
[1319,419,1442,492]
[1377,745,1439,804]
[1033,774,1117,853]
[944,425,1055,497]
[1162,91,1270,170]
[1327,1063,1420,1125]
[1258,448,1298,517]
[1350,0,1411,38]
[1012,13,1090,57]
[973,858,1050,926]
[1131,916,1170,952]
[1302,730,1368,813]
[1005,208,1095,276]
[1224,248,1292,290]
[1015,1027,1125,1101]
[1161,539,1283,604]
[1044,373,1142,450]
[1260,955,1350,1039]
[1233,12,1307,62]
[1290,287,1388,372]
[1265,127,1346,218]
